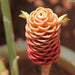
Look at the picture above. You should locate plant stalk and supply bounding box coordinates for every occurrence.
[1,0,19,75]
[41,64,52,75]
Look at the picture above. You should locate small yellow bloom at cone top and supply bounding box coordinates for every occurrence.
[19,10,29,20]
[58,14,70,24]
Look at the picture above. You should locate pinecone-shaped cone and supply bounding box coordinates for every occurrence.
[25,7,61,65]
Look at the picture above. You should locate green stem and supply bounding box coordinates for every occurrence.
[1,0,19,75]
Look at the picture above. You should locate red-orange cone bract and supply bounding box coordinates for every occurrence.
[25,7,61,65]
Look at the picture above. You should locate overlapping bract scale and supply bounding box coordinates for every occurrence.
[25,7,61,65]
